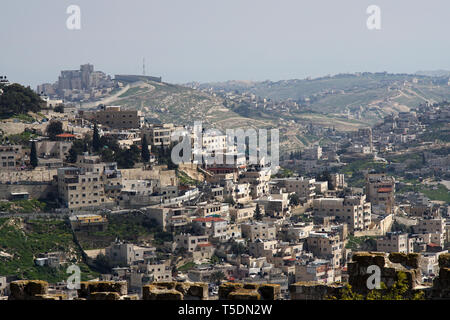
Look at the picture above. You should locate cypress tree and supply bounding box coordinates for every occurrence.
[92,123,101,152]
[141,134,150,163]
[30,141,38,168]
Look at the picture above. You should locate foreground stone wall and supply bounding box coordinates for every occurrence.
[218,283,281,300]
[289,282,344,300]
[8,280,66,300]
[76,281,138,300]
[431,253,450,299]
[143,282,208,300]
[348,252,422,293]
[8,280,280,300]
[290,251,424,300]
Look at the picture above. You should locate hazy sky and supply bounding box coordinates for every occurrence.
[1,0,449,88]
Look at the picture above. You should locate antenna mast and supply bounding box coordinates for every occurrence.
[143,57,146,76]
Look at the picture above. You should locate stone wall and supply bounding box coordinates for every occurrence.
[77,281,137,300]
[0,183,56,200]
[8,280,66,300]
[431,253,450,299]
[143,282,208,300]
[218,283,281,300]
[348,252,422,293]
[289,282,344,300]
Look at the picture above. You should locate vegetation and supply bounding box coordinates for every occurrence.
[273,167,294,178]
[141,134,150,163]
[210,270,226,284]
[0,218,98,282]
[46,120,63,140]
[397,183,450,204]
[178,261,196,272]
[0,83,45,118]
[30,141,38,168]
[53,105,64,113]
[0,199,47,213]
[254,204,263,221]
[77,212,172,249]
[92,123,101,152]
[2,130,38,146]
[177,169,200,187]
[345,235,377,251]
[288,193,300,207]
[328,272,425,300]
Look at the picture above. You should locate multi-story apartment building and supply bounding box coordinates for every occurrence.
[57,155,120,211]
[302,146,322,160]
[174,233,209,252]
[0,145,23,170]
[306,231,344,267]
[105,241,153,266]
[330,173,346,190]
[141,123,183,149]
[365,173,395,214]
[295,260,339,284]
[312,195,371,232]
[192,217,228,241]
[239,167,271,199]
[36,140,72,160]
[229,202,257,223]
[248,239,278,258]
[241,221,276,241]
[376,231,414,254]
[274,177,316,204]
[80,105,143,129]
[414,218,446,235]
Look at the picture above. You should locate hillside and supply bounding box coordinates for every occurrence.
[196,73,450,123]
[0,217,98,282]
[79,72,450,154]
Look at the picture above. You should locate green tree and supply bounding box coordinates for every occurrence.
[54,105,64,113]
[289,193,300,206]
[210,271,226,284]
[46,121,63,140]
[327,272,425,300]
[141,134,150,163]
[92,124,101,152]
[30,141,38,168]
[0,83,45,117]
[316,170,334,190]
[254,204,263,221]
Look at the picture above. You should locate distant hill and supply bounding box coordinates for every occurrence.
[83,72,450,153]
[89,80,271,132]
[196,72,450,123]
[416,70,450,77]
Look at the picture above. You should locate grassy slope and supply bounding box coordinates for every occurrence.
[0,218,98,282]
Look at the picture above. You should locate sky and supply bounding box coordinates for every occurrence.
[1,0,449,88]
